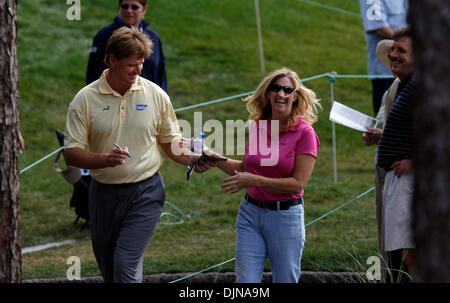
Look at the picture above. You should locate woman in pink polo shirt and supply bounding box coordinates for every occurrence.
[210,67,321,282]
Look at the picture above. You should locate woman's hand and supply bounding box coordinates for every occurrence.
[222,170,259,194]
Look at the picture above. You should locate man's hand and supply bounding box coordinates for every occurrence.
[373,26,394,39]
[19,131,25,152]
[186,153,217,175]
[362,128,382,146]
[193,158,216,174]
[160,139,216,174]
[106,146,130,167]
[65,147,129,169]
[391,159,413,177]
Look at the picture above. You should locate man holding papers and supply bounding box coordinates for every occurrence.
[364,28,416,282]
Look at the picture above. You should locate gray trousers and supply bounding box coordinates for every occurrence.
[89,172,165,283]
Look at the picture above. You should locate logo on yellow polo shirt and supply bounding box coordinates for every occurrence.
[136,104,148,111]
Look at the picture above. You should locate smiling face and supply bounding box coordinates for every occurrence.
[267,76,297,121]
[110,54,144,86]
[389,36,414,81]
[119,0,147,28]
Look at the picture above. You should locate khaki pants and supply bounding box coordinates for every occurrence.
[383,170,414,251]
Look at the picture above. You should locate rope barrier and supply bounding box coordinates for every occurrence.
[170,258,234,284]
[295,0,361,18]
[22,237,89,255]
[170,186,375,283]
[334,74,394,79]
[174,92,254,113]
[159,201,199,225]
[304,186,375,227]
[19,146,63,175]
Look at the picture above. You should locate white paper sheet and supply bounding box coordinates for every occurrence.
[329,101,378,132]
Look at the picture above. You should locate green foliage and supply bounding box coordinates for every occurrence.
[18,0,381,280]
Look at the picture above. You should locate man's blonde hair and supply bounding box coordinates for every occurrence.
[104,26,153,66]
[245,67,321,127]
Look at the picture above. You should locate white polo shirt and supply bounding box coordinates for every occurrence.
[64,70,181,184]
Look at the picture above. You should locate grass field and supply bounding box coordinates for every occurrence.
[17,0,381,280]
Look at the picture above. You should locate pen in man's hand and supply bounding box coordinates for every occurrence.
[113,143,132,158]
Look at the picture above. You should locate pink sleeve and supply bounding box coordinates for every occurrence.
[294,126,320,158]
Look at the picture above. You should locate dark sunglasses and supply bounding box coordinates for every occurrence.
[269,83,296,95]
[120,4,141,10]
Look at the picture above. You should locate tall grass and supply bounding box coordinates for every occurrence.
[17,0,381,280]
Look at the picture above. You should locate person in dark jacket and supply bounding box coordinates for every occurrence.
[86,0,168,93]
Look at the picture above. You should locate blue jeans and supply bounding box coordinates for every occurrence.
[235,197,305,283]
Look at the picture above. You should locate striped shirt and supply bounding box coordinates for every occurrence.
[376,74,415,171]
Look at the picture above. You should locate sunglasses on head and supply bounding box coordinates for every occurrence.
[120,4,141,10]
[269,83,296,95]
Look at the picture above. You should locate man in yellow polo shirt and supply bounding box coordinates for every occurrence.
[64,27,206,283]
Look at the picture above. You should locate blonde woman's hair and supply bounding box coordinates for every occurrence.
[104,26,153,66]
[245,67,321,127]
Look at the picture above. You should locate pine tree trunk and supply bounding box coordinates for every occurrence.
[0,0,22,283]
[410,1,450,282]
